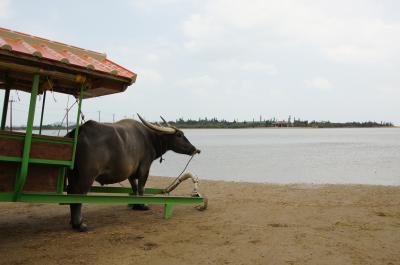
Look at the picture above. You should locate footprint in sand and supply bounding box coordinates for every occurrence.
[143,242,159,251]
[268,223,289,228]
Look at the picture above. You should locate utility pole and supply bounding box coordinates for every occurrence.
[97,111,101,122]
[9,97,15,131]
[113,113,115,123]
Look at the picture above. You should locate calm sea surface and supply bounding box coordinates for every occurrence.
[150,128,400,185]
[40,128,400,185]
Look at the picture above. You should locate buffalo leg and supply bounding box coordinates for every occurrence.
[69,204,86,232]
[138,173,148,196]
[128,175,148,210]
[128,175,138,196]
[131,167,150,211]
[67,168,96,232]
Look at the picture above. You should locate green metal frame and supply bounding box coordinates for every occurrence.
[70,85,83,170]
[0,73,204,219]
[13,74,40,201]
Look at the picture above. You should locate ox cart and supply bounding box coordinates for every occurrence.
[0,27,205,221]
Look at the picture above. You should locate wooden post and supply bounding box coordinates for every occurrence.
[39,91,46,135]
[1,87,10,130]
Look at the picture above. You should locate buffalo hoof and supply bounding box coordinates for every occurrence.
[71,222,88,232]
[132,204,150,211]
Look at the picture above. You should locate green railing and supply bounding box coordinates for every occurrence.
[0,73,204,219]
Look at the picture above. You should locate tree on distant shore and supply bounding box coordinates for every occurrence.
[8,118,393,130]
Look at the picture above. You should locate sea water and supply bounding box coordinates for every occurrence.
[150,128,400,185]
[38,128,400,185]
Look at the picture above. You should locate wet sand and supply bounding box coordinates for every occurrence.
[0,177,399,265]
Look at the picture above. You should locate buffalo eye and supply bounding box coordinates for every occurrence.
[176,132,183,138]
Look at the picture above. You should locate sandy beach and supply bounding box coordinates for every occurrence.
[0,176,399,265]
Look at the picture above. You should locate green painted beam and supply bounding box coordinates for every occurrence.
[70,84,84,170]
[19,193,204,205]
[0,133,22,140]
[0,132,74,145]
[89,186,164,195]
[29,158,72,166]
[0,156,72,166]
[31,137,73,144]
[0,192,14,201]
[13,74,40,201]
[56,168,65,194]
[164,204,174,219]
[0,156,21,162]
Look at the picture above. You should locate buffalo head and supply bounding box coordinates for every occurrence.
[137,114,201,156]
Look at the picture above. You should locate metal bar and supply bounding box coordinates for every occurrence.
[89,186,164,195]
[13,74,40,201]
[0,156,21,162]
[0,192,14,201]
[0,133,74,144]
[70,84,84,169]
[164,204,174,219]
[0,156,73,166]
[56,167,65,194]
[38,91,46,135]
[31,137,74,144]
[19,193,204,205]
[29,158,72,166]
[1,88,10,130]
[0,133,23,140]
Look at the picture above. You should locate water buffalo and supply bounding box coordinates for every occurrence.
[66,115,200,232]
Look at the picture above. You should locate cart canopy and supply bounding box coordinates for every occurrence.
[0,27,136,98]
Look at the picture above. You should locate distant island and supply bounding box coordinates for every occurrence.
[170,118,393,129]
[5,118,394,131]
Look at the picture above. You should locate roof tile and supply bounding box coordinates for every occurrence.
[0,27,136,81]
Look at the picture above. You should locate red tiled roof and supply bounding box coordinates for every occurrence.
[0,27,136,82]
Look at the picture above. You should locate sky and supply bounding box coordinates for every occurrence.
[0,0,399,125]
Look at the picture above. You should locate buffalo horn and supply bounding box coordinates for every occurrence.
[160,116,171,127]
[137,114,176,134]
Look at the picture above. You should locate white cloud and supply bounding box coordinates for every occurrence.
[242,62,278,75]
[0,0,10,19]
[181,0,400,64]
[130,0,182,10]
[137,69,163,85]
[305,77,333,92]
[213,59,278,75]
[176,75,217,87]
[145,53,160,64]
[175,75,218,96]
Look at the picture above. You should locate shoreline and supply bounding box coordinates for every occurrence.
[178,175,400,187]
[8,126,397,131]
